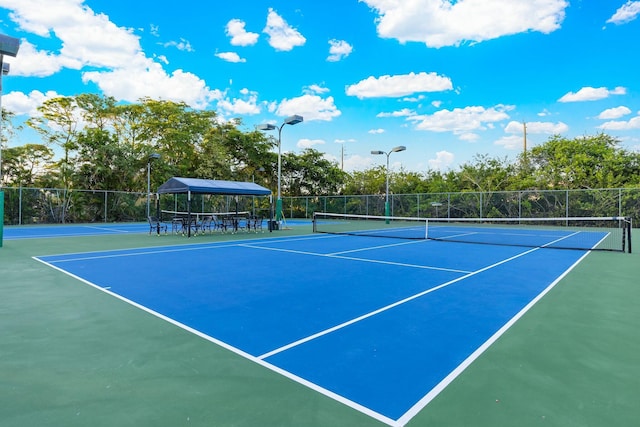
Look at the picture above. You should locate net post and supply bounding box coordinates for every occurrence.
[627,217,632,254]
[424,218,429,239]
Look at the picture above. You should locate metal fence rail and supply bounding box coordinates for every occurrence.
[2,186,639,227]
[0,187,271,225]
[284,188,640,225]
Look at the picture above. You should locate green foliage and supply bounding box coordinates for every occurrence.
[3,92,640,224]
[525,133,640,189]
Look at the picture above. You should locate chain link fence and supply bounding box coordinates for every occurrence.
[0,186,272,225]
[2,186,638,226]
[284,188,639,225]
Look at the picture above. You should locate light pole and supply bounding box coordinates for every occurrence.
[0,62,9,187]
[0,34,19,249]
[371,145,406,219]
[146,153,160,218]
[257,114,303,223]
[0,34,20,186]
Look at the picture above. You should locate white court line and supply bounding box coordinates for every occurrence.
[327,239,425,255]
[397,240,590,426]
[45,243,243,263]
[40,233,341,263]
[32,230,586,427]
[32,255,398,427]
[82,225,133,233]
[257,244,541,361]
[238,243,472,274]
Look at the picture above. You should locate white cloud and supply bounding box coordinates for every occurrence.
[304,84,330,95]
[361,0,568,48]
[497,120,568,149]
[377,108,416,118]
[346,72,453,99]
[4,39,67,77]
[297,138,325,149]
[428,151,455,170]
[494,135,524,150]
[327,39,353,62]
[226,19,259,46]
[598,112,640,131]
[216,90,260,116]
[344,154,375,171]
[505,120,568,134]
[368,128,385,134]
[3,89,62,116]
[82,57,222,109]
[606,1,640,25]
[401,94,426,103]
[162,38,194,52]
[263,8,306,51]
[409,105,513,133]
[458,132,479,142]
[215,51,246,63]
[558,86,626,102]
[597,106,632,120]
[275,94,341,121]
[2,0,220,109]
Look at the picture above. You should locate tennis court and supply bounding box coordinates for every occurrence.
[29,217,621,425]
[2,223,149,240]
[2,219,639,427]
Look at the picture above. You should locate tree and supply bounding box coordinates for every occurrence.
[26,96,80,189]
[282,149,347,196]
[526,133,639,189]
[343,167,387,195]
[1,144,54,186]
[138,98,217,178]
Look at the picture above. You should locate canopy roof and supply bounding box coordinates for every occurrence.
[157,177,271,196]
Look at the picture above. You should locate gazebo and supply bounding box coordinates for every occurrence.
[156,177,272,236]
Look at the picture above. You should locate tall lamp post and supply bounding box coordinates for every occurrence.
[0,34,19,249]
[146,153,160,218]
[0,34,20,186]
[257,114,303,223]
[371,145,406,219]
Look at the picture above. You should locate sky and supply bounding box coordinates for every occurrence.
[1,0,639,174]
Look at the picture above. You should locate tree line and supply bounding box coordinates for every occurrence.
[2,94,640,200]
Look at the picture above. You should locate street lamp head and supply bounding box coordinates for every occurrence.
[284,115,303,126]
[149,153,161,160]
[0,34,20,57]
[371,150,384,155]
[391,145,406,153]
[257,123,277,131]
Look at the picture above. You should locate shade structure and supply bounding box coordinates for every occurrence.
[157,177,271,196]
[155,177,272,237]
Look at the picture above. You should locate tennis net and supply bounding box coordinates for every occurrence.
[312,212,632,253]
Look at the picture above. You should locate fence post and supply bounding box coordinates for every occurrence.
[518,191,522,220]
[566,190,569,225]
[19,186,22,225]
[0,191,4,247]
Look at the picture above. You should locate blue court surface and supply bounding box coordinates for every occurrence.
[2,223,149,239]
[3,220,310,240]
[35,233,592,426]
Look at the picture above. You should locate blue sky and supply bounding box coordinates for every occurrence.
[1,0,639,173]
